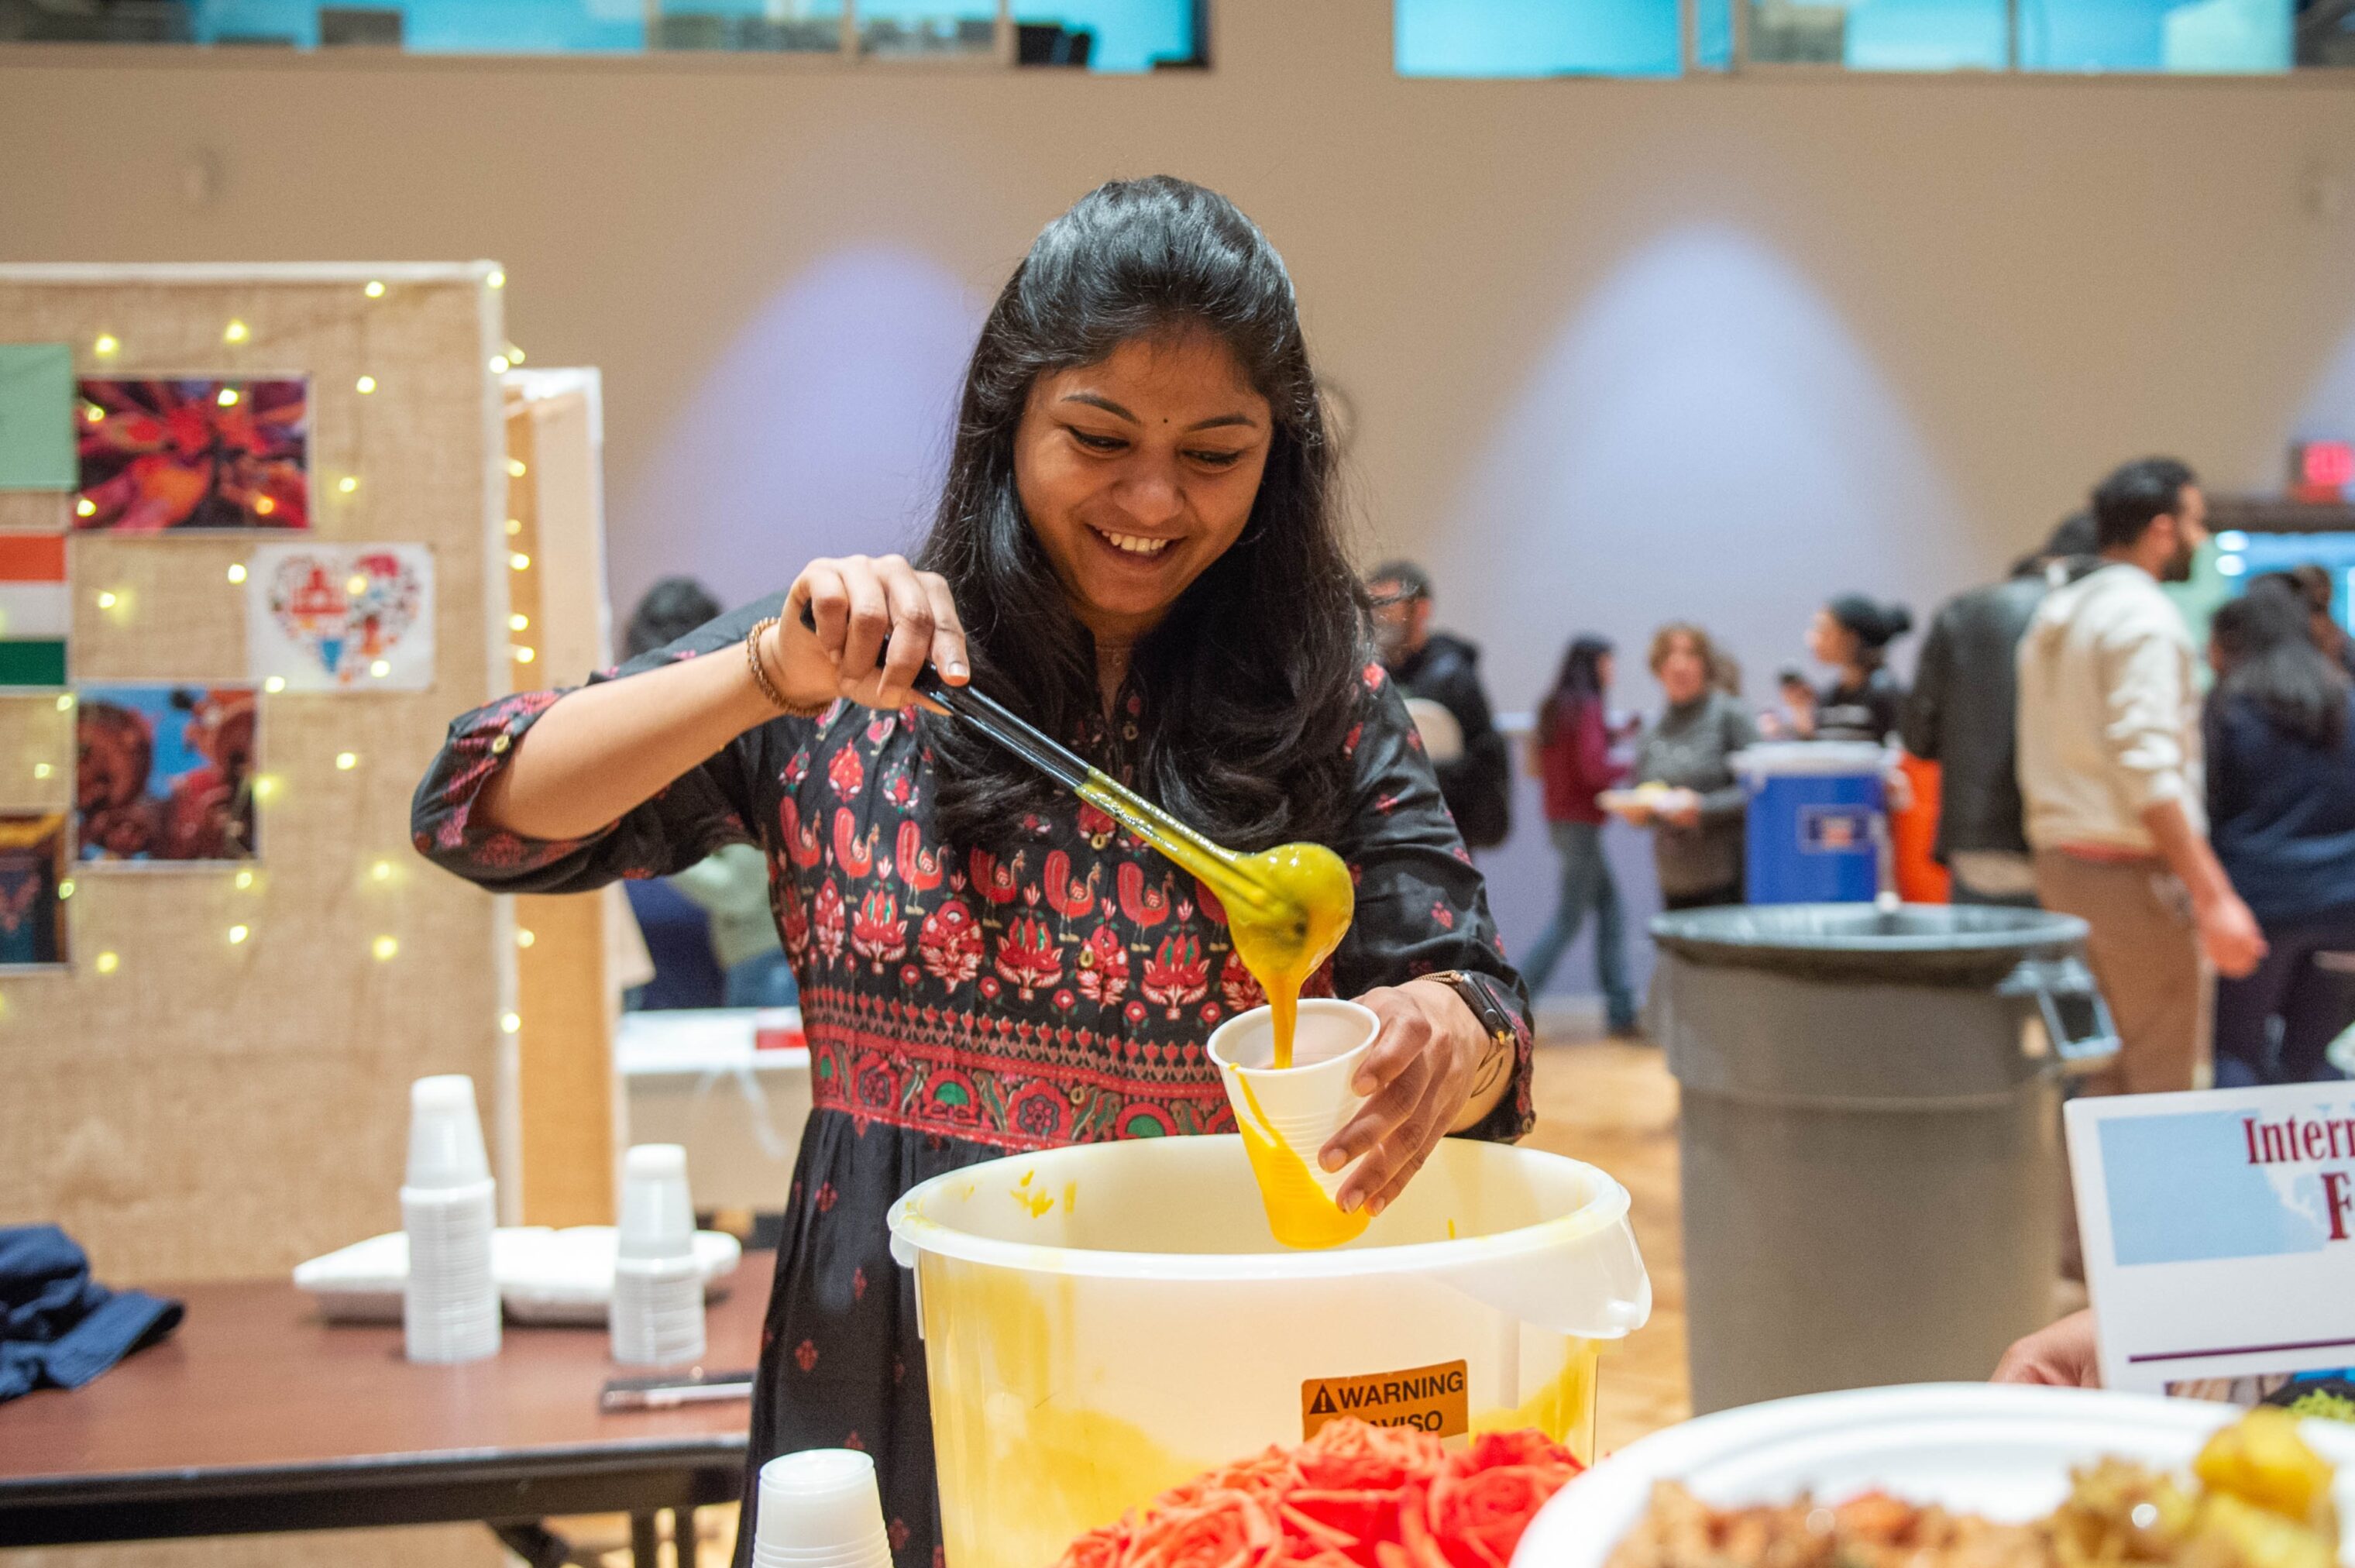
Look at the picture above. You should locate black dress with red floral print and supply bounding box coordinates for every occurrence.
[411,595,1534,1568]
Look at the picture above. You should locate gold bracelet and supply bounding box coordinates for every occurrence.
[744,617,830,718]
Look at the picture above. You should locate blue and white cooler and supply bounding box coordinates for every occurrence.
[1735,742,1886,904]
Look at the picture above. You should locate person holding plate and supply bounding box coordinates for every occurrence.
[412,177,1534,1568]
[1606,622,1758,911]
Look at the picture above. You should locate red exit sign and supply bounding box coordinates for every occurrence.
[2295,440,2355,497]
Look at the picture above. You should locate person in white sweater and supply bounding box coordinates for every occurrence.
[2015,457,2265,1096]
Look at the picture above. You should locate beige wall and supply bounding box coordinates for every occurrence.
[6,8,2355,707]
[5,6,2355,992]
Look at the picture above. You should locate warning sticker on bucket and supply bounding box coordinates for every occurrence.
[1300,1359,1469,1440]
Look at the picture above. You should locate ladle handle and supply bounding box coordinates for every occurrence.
[791,603,1094,794]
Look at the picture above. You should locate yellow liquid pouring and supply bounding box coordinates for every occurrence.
[1072,775,1353,1068]
[1071,772,1359,1249]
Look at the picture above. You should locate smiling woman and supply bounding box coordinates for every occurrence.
[411,176,1533,1568]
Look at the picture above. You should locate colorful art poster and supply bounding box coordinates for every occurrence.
[74,378,308,533]
[0,813,70,971]
[0,344,75,491]
[0,533,67,689]
[246,543,434,690]
[75,684,259,865]
[2068,1085,2355,1401]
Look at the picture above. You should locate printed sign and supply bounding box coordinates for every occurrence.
[2067,1085,2355,1407]
[1301,1359,1468,1440]
[1798,803,1871,853]
[246,542,434,690]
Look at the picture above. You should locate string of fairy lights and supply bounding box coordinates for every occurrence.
[14,269,538,1024]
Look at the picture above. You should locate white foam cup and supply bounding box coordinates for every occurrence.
[406,1075,491,1190]
[753,1449,892,1566]
[1205,998,1380,1202]
[401,1174,499,1364]
[617,1143,696,1261]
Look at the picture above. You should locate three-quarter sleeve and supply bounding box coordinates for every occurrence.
[1328,663,1535,1143]
[410,598,786,896]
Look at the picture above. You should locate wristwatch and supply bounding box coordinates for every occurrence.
[1422,969,1521,1094]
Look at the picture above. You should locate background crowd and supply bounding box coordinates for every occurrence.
[617,456,2354,1102]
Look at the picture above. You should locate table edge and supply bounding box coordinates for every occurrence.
[0,1433,749,1508]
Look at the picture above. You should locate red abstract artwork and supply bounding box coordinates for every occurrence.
[75,378,309,533]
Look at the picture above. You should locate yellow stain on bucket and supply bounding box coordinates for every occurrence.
[1469,1340,1600,1460]
[922,1256,1198,1568]
[1011,1169,1054,1220]
[1235,1075,1369,1250]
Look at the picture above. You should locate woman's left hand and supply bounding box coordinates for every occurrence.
[1318,980,1493,1217]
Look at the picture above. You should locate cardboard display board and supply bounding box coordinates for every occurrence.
[504,369,621,1229]
[0,264,528,1568]
[0,266,513,1280]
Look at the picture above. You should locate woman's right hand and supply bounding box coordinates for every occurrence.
[772,554,971,711]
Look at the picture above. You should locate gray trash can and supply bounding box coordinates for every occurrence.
[1649,903,2116,1414]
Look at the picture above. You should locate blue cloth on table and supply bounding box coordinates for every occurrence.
[0,1225,183,1401]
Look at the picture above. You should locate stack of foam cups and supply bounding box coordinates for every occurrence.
[611,1143,705,1368]
[401,1074,501,1364]
[751,1450,893,1568]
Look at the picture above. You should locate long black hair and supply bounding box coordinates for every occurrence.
[2211,581,2350,750]
[918,177,1361,852]
[1536,636,1612,748]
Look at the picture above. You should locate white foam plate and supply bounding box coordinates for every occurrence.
[1514,1384,2355,1568]
[293,1225,743,1325]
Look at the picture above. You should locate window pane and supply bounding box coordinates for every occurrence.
[1395,0,1683,77]
[2019,0,2292,72]
[656,0,843,52]
[1748,0,2007,68]
[858,0,997,56]
[180,0,651,50]
[1697,0,1736,66]
[1012,1,1198,70]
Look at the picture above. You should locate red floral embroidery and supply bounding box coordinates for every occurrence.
[814,1181,839,1212]
[1430,900,1456,930]
[1219,951,1266,1013]
[994,914,1062,1000]
[1143,932,1210,1019]
[812,880,847,964]
[793,1339,818,1372]
[779,880,812,965]
[827,745,865,799]
[1076,924,1130,1006]
[851,887,907,970]
[919,899,983,986]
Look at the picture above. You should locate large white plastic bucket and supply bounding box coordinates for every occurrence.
[888,1136,1651,1568]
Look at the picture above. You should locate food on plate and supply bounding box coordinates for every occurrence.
[1605,1411,2338,1568]
[2284,1391,2355,1427]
